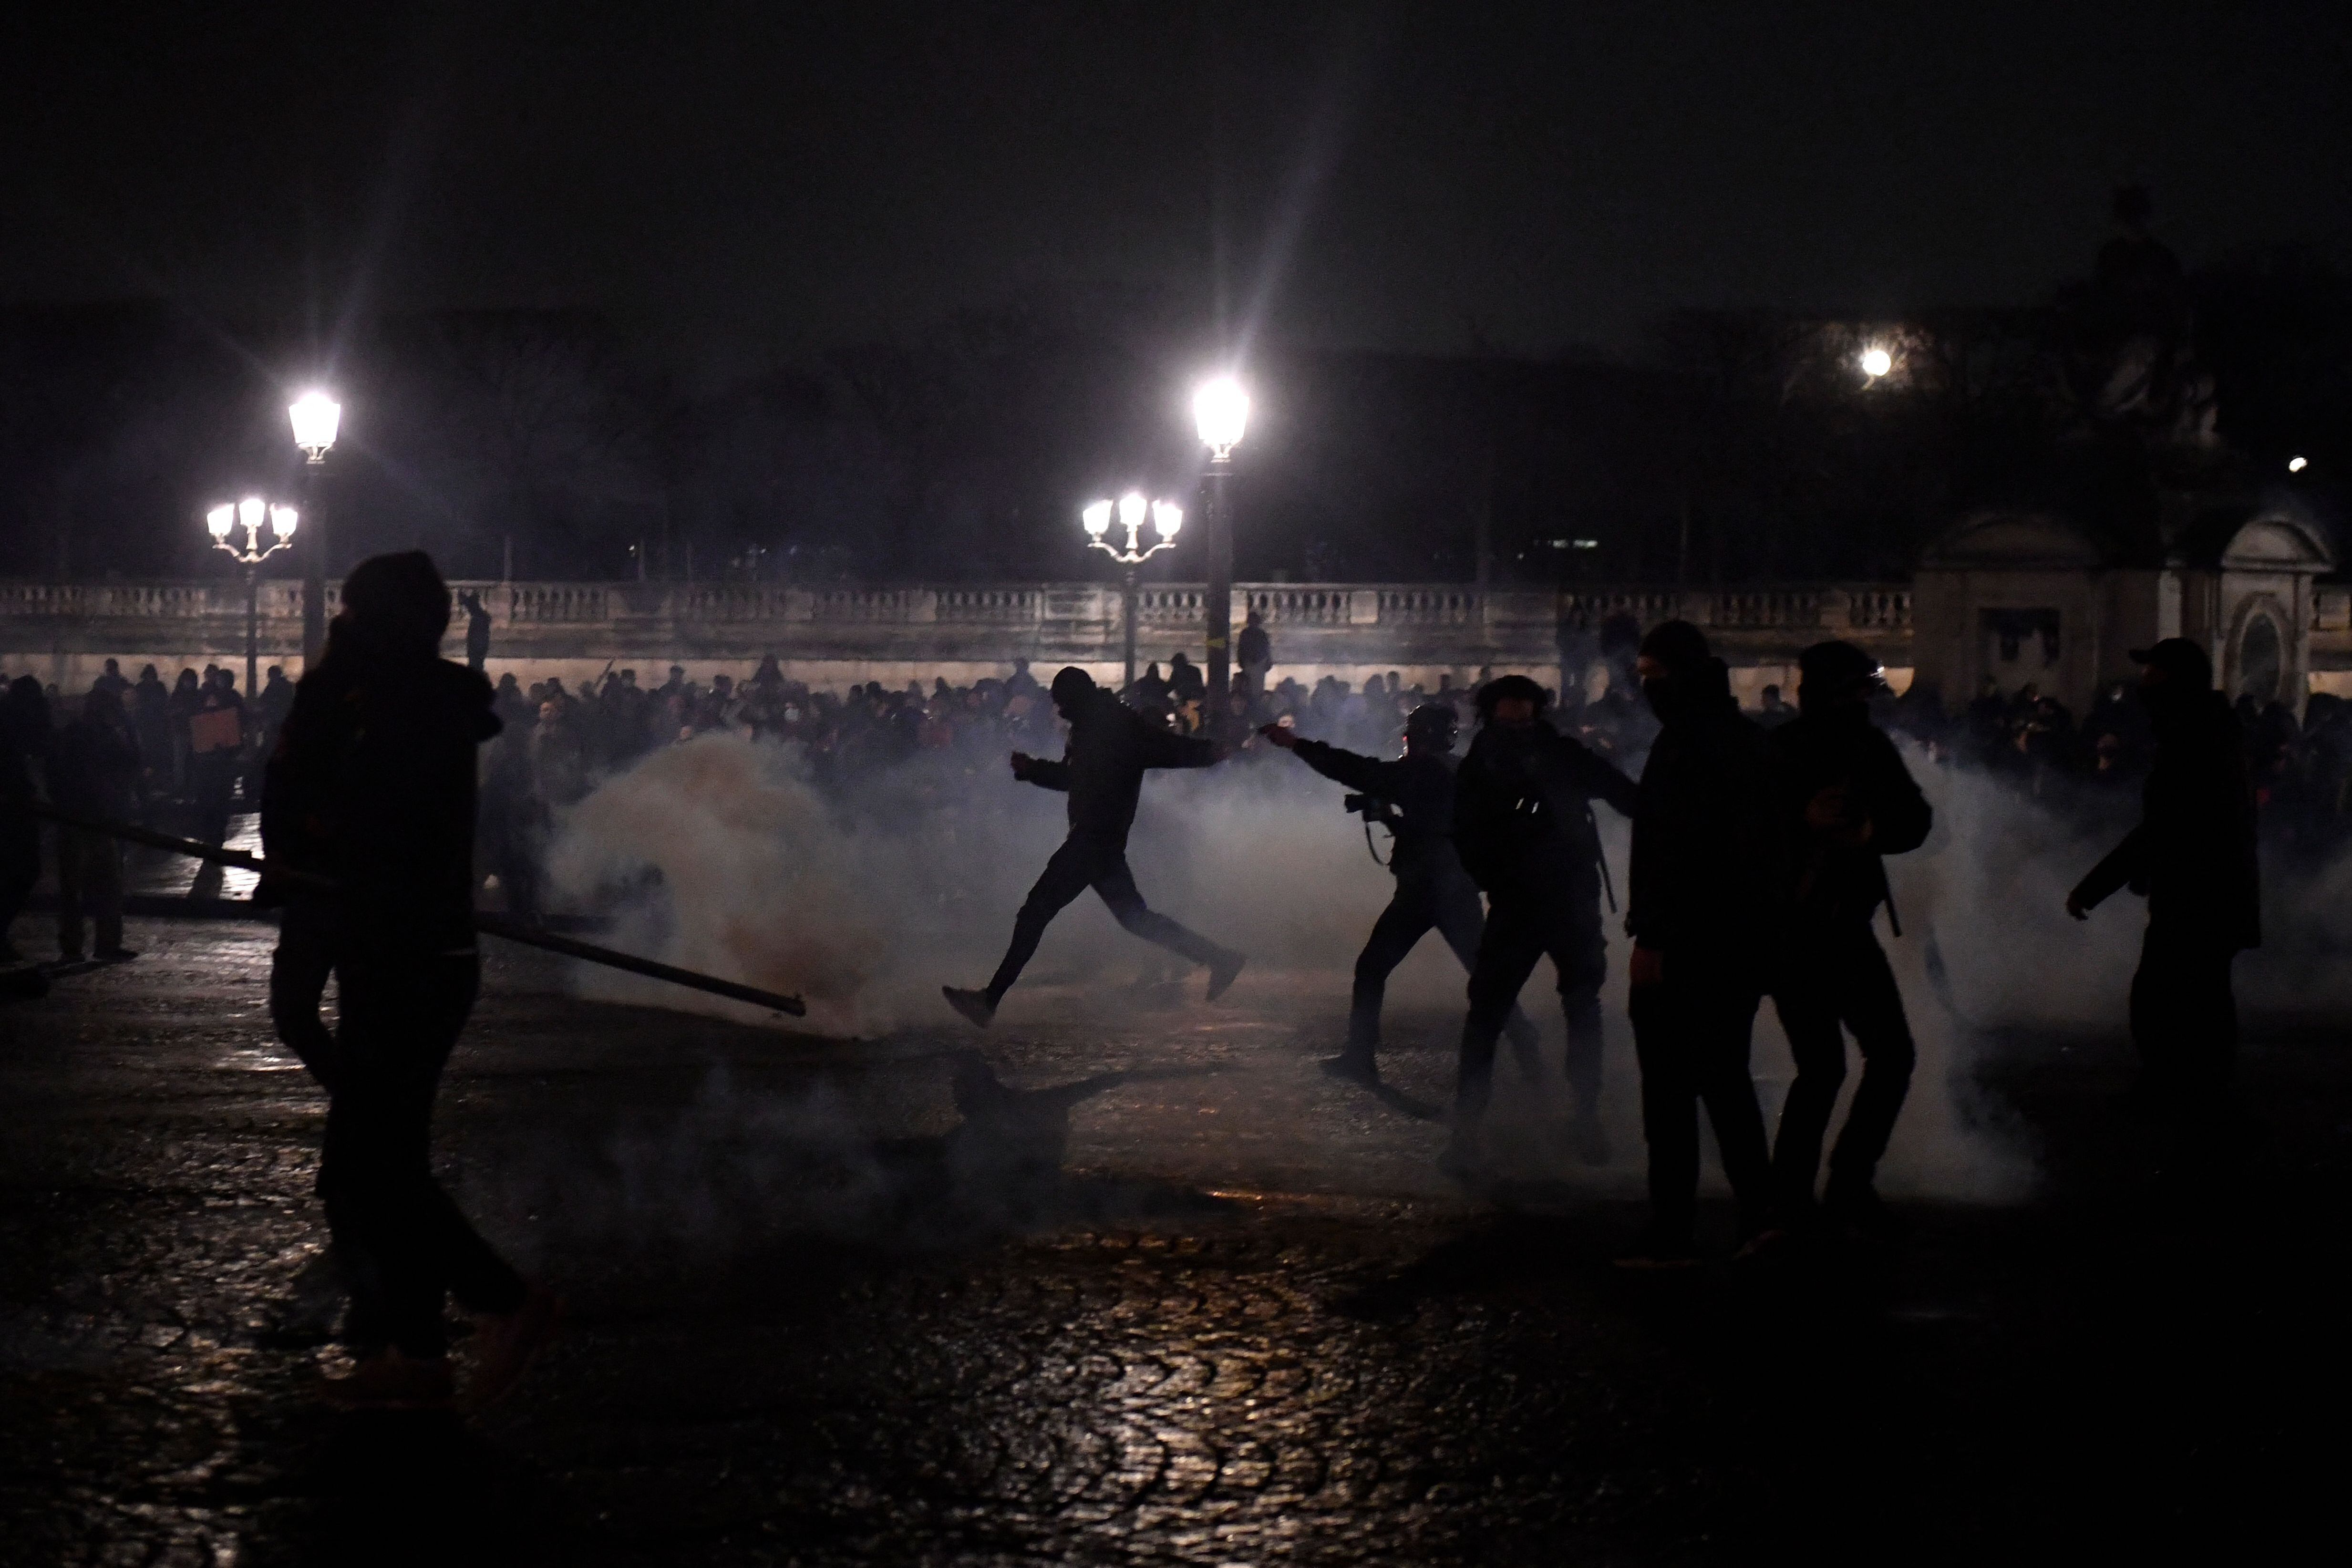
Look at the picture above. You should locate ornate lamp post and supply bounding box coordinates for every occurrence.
[288,390,341,666]
[206,496,299,699]
[1192,376,1249,730]
[1083,490,1183,691]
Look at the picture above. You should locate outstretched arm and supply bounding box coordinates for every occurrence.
[1552,730,1641,817]
[1276,732,1387,794]
[2068,826,2146,918]
[1010,752,1071,791]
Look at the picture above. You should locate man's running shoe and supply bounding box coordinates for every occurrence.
[942,986,996,1029]
[1206,949,1246,1001]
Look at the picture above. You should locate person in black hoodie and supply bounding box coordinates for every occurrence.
[1767,641,1933,1236]
[262,552,559,1411]
[1620,622,1786,1266]
[1448,675,1640,1168]
[53,685,144,962]
[2068,637,2259,1192]
[1260,702,1543,1087]
[945,666,1244,1027]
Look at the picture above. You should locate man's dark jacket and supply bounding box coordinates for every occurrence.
[1291,739,1475,886]
[1452,722,1640,897]
[52,715,142,823]
[1022,690,1217,844]
[263,647,500,956]
[2072,689,2259,949]
[1771,709,1932,928]
[1627,663,1789,959]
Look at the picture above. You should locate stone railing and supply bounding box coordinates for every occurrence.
[0,577,1916,691]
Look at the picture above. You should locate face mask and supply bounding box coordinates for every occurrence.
[1642,677,1676,715]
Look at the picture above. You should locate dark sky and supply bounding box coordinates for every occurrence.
[6,1,2348,376]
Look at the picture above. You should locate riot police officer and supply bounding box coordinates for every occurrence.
[1261,704,1539,1087]
[1450,675,1640,1168]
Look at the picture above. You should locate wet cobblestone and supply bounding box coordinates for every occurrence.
[5,918,2349,1565]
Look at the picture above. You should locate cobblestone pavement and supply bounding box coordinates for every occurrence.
[4,918,2350,1566]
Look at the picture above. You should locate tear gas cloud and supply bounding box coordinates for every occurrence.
[543,730,2346,1208]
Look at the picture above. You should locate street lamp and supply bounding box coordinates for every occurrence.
[1192,376,1249,729]
[1859,345,1893,380]
[1084,490,1184,690]
[288,390,341,667]
[207,495,299,701]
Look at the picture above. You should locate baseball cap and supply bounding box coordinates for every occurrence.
[2128,637,2212,688]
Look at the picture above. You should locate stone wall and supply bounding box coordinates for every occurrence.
[0,578,1930,702]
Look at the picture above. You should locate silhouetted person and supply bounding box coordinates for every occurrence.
[457,588,493,672]
[1619,622,1785,1266]
[2067,638,2259,1195]
[52,686,142,962]
[1446,675,1640,1170]
[1238,609,1272,701]
[262,552,559,1410]
[1755,684,1795,730]
[1260,703,1542,1088]
[945,667,1243,1027]
[1766,642,1931,1237]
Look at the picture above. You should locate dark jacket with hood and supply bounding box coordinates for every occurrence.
[1294,739,1474,887]
[1626,660,1789,961]
[1021,688,1217,844]
[2072,688,2260,950]
[1453,722,1640,900]
[1771,707,1932,929]
[263,640,500,957]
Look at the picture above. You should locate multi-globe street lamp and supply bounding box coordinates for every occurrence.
[1083,490,1184,690]
[288,390,341,666]
[1191,376,1249,729]
[206,496,299,701]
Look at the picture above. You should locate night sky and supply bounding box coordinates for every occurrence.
[5,1,2348,375]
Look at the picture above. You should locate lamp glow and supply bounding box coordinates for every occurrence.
[239,496,266,531]
[270,505,299,538]
[1083,499,1113,536]
[289,391,341,460]
[1152,500,1182,537]
[206,505,235,539]
[2289,455,2308,473]
[1193,376,1249,456]
[1118,491,1147,531]
[1859,346,1893,379]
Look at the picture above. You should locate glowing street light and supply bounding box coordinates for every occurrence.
[287,389,341,668]
[1084,490,1185,690]
[1859,345,1893,380]
[1192,374,1249,730]
[2288,455,2309,473]
[206,494,300,701]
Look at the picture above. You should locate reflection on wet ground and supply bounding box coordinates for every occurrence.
[3,917,2349,1564]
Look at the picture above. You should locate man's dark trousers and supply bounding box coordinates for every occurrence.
[320,955,526,1357]
[1770,922,1915,1208]
[1350,867,1537,1062]
[1630,964,1773,1242]
[986,833,1225,1005]
[1457,879,1606,1123]
[2129,922,2240,1175]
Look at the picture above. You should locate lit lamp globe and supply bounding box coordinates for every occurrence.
[1859,346,1893,379]
[206,505,236,541]
[288,391,342,462]
[1151,500,1182,539]
[1193,377,1249,459]
[239,495,267,533]
[1083,499,1114,537]
[269,505,299,539]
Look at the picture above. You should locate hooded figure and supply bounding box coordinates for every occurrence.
[1619,621,1787,1266]
[2068,637,2259,1190]
[1765,640,1932,1235]
[1445,675,1639,1169]
[261,551,559,1410]
[944,667,1244,1028]
[1261,701,1545,1088]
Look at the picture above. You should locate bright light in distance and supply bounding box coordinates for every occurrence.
[238,496,266,531]
[1859,346,1893,378]
[270,505,299,537]
[288,390,341,454]
[1193,376,1250,454]
[1152,500,1183,537]
[206,505,234,539]
[1082,499,1113,536]
[2289,455,2308,473]
[1118,491,1147,531]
